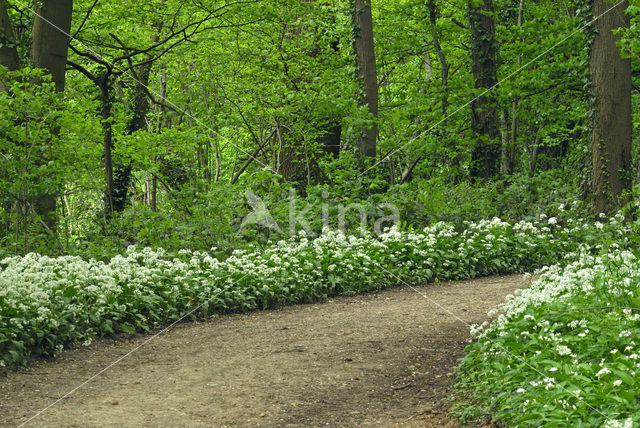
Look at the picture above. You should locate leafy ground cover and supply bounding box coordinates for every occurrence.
[0,213,626,369]
[0,275,522,427]
[454,224,640,427]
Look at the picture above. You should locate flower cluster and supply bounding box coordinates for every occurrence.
[456,246,640,426]
[0,214,629,368]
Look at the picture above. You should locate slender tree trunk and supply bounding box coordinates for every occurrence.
[502,0,525,175]
[351,0,378,157]
[529,132,541,174]
[111,62,152,213]
[500,109,510,173]
[213,139,221,182]
[197,142,209,181]
[144,176,150,205]
[151,175,157,212]
[468,0,500,179]
[30,0,73,231]
[99,76,115,214]
[590,0,632,214]
[428,0,449,120]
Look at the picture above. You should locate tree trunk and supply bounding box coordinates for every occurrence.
[100,75,115,214]
[151,175,157,212]
[30,0,73,230]
[0,0,20,72]
[500,109,511,173]
[31,0,73,92]
[428,0,449,120]
[351,0,378,157]
[502,0,525,176]
[111,62,152,213]
[590,0,632,214]
[276,2,343,182]
[468,0,500,180]
[321,121,342,158]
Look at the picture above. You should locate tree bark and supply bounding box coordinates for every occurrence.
[321,121,342,158]
[468,0,500,180]
[99,75,115,214]
[30,0,73,230]
[31,0,73,92]
[590,0,632,214]
[0,0,20,72]
[111,62,152,213]
[351,0,378,157]
[502,0,524,175]
[428,0,449,120]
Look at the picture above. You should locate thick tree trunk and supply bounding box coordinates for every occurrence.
[127,63,152,134]
[468,0,500,180]
[30,0,73,230]
[321,121,342,158]
[31,0,73,92]
[590,0,632,214]
[278,2,343,181]
[320,26,343,161]
[351,0,378,157]
[0,0,20,72]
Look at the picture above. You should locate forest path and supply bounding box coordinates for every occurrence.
[0,275,527,428]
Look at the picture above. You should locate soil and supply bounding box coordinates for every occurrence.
[0,274,528,428]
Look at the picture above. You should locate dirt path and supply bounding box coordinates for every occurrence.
[0,275,527,427]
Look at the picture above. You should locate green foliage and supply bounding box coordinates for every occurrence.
[0,214,619,368]
[2,0,622,257]
[0,67,100,254]
[453,213,640,427]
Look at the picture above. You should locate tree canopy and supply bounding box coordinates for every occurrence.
[1,0,639,256]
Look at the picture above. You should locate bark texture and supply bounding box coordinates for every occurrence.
[31,0,73,92]
[112,63,152,212]
[30,0,73,229]
[590,0,632,214]
[351,0,378,157]
[469,0,500,179]
[0,0,20,72]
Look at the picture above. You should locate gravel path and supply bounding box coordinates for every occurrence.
[0,275,528,427]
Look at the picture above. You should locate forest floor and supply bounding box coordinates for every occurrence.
[0,275,528,427]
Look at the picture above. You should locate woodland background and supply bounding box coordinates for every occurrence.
[1,0,638,259]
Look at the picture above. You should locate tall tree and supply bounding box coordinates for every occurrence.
[30,0,73,228]
[501,0,525,175]
[0,0,20,72]
[31,0,73,92]
[351,0,378,157]
[0,0,73,231]
[468,0,500,179]
[113,40,156,213]
[590,0,632,214]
